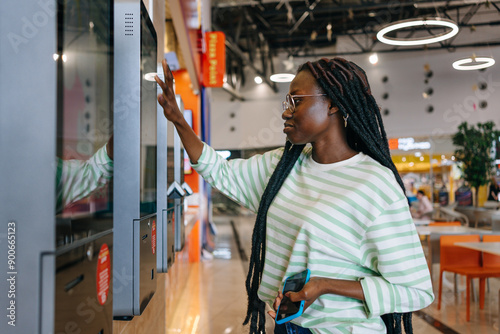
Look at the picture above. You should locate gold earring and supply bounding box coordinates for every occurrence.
[343,114,349,128]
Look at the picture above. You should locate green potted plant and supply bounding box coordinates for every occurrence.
[452,121,499,207]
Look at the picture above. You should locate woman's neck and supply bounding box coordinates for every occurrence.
[311,141,358,164]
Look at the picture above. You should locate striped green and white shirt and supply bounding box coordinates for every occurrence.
[56,145,113,213]
[192,143,434,334]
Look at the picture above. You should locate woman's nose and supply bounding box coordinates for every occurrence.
[282,108,292,120]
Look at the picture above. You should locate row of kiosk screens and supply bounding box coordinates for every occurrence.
[53,0,189,332]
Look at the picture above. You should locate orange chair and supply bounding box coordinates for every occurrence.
[438,234,500,321]
[481,235,500,298]
[429,221,462,227]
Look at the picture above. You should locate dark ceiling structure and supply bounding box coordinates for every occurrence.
[211,0,500,96]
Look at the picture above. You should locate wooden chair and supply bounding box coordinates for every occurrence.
[438,234,500,321]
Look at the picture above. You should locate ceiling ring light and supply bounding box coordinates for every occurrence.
[452,56,495,70]
[270,73,295,83]
[377,17,459,46]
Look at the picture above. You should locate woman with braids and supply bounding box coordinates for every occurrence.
[155,57,434,334]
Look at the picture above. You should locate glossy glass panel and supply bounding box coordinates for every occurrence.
[56,0,113,246]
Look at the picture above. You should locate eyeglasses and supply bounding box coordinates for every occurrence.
[282,93,327,113]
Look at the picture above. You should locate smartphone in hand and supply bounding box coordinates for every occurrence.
[275,269,311,324]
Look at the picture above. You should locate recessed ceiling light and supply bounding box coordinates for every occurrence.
[376,17,459,46]
[144,72,158,82]
[270,73,295,83]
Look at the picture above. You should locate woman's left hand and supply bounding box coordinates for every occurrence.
[286,277,324,311]
[267,277,324,319]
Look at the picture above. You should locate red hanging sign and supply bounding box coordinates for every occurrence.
[202,31,226,87]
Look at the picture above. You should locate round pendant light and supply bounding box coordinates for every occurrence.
[270,73,295,83]
[452,56,495,70]
[377,17,459,46]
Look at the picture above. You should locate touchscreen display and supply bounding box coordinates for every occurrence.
[55,0,113,244]
[139,7,158,217]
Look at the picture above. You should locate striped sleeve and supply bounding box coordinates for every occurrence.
[56,145,114,212]
[359,197,434,318]
[191,143,283,212]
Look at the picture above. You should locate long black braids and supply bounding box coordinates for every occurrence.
[305,57,411,334]
[243,140,305,334]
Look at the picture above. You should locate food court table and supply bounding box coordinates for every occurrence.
[455,242,500,256]
[416,226,490,236]
[413,219,431,226]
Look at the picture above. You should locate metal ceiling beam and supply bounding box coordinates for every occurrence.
[289,0,321,35]
[234,17,243,43]
[216,0,500,12]
[443,4,482,47]
[295,41,500,57]
[222,82,245,101]
[348,34,368,53]
[214,24,279,93]
[253,11,273,30]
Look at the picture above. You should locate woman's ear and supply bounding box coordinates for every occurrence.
[328,104,339,115]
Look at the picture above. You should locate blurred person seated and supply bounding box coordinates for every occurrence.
[487,176,499,202]
[412,190,434,219]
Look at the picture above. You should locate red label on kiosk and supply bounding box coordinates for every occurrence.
[172,211,175,234]
[152,219,157,254]
[202,31,226,87]
[96,244,111,305]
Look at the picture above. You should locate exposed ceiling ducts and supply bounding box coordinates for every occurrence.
[212,0,500,92]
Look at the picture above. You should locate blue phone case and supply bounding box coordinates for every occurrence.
[275,269,311,324]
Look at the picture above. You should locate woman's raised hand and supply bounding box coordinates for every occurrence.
[154,59,204,164]
[155,59,182,123]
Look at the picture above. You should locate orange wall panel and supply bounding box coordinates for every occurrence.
[173,69,200,194]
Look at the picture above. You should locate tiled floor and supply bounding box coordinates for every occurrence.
[165,214,500,333]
